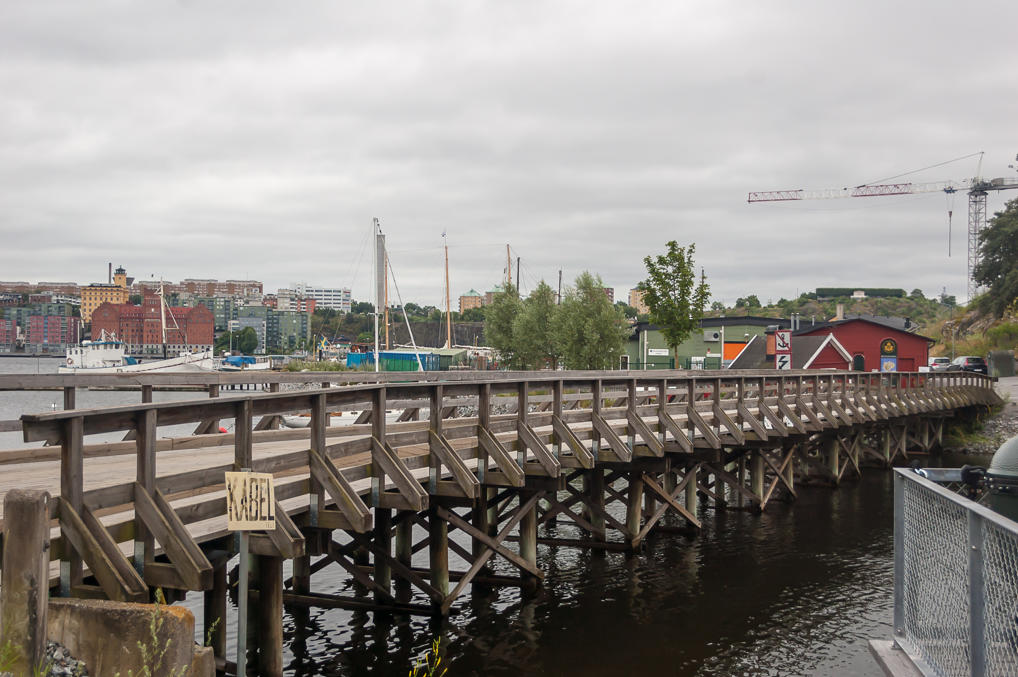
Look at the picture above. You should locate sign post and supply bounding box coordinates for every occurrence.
[775,329,792,370]
[226,470,276,677]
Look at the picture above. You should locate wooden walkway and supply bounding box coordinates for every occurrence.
[1,369,1000,676]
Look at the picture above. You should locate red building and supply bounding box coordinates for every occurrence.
[91,295,214,355]
[794,317,933,372]
[26,315,80,352]
[0,318,16,349]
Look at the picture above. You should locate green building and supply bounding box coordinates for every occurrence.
[194,297,239,333]
[625,316,788,370]
[235,305,310,353]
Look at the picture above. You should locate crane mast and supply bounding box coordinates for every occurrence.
[748,175,1018,299]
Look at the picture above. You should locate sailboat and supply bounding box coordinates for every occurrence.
[58,281,215,374]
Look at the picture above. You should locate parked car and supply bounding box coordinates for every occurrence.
[951,355,988,374]
[928,357,951,371]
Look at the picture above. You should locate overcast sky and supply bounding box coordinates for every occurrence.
[2,1,1016,308]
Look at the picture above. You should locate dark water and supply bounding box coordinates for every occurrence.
[271,473,898,677]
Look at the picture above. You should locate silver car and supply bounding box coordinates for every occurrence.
[928,357,951,371]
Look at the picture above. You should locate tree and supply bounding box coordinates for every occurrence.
[637,242,710,365]
[351,301,374,314]
[974,198,1018,317]
[553,272,629,369]
[459,307,486,322]
[513,281,558,369]
[214,327,259,355]
[910,288,925,300]
[710,301,725,311]
[735,294,760,309]
[484,283,522,368]
[615,301,639,319]
[939,292,957,308]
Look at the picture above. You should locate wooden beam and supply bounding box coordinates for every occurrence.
[591,412,632,461]
[308,448,372,532]
[429,430,481,497]
[477,427,525,487]
[371,437,428,511]
[516,422,562,476]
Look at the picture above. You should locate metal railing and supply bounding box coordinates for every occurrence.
[894,468,1018,676]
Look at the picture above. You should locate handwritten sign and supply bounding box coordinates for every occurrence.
[225,471,276,530]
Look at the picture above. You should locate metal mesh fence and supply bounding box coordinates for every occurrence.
[896,470,1018,676]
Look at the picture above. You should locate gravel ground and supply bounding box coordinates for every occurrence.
[1,641,89,677]
[953,375,1018,455]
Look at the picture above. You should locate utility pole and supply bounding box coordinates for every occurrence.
[506,244,512,288]
[516,257,520,295]
[557,269,562,304]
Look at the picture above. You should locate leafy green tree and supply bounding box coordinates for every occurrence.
[735,294,760,309]
[459,307,486,322]
[351,301,374,314]
[553,272,629,369]
[214,327,259,355]
[484,283,522,368]
[513,281,558,369]
[974,198,1018,317]
[615,301,639,319]
[637,242,711,364]
[710,301,725,311]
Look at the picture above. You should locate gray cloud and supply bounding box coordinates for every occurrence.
[1,1,1016,308]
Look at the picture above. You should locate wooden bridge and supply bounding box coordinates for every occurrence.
[1,369,1000,675]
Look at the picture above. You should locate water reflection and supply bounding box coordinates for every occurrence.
[277,472,898,676]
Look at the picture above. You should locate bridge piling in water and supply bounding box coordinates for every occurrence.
[3,369,1002,674]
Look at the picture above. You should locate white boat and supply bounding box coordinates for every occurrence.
[58,330,215,374]
[216,355,273,372]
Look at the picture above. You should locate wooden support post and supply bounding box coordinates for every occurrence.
[519,492,538,588]
[587,469,606,541]
[826,437,840,484]
[751,452,765,506]
[478,384,491,485]
[1,490,50,674]
[736,456,746,508]
[685,465,698,516]
[134,408,157,571]
[256,555,284,677]
[267,383,279,429]
[204,561,227,666]
[63,385,76,411]
[625,473,644,546]
[783,444,796,494]
[591,380,602,460]
[234,399,253,468]
[644,472,656,517]
[60,416,84,593]
[374,508,392,603]
[395,511,414,603]
[429,504,449,600]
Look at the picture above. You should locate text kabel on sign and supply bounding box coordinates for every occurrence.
[225,471,276,531]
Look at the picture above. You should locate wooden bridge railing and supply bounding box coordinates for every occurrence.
[4,369,999,673]
[0,366,997,614]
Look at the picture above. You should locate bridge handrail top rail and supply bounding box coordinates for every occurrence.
[17,369,975,433]
[0,367,926,391]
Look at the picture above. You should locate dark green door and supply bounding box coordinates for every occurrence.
[852,354,865,371]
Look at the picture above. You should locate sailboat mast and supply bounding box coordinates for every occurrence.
[159,279,167,359]
[506,244,511,287]
[372,218,384,373]
[384,252,390,350]
[444,233,452,349]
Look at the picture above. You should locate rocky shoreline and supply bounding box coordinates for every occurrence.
[951,393,1018,455]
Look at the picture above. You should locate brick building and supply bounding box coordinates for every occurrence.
[459,289,483,313]
[91,295,214,355]
[0,318,16,352]
[25,315,81,354]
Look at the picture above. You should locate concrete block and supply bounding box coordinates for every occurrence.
[48,597,209,676]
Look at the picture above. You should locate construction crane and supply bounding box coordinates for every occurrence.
[748,154,1018,299]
